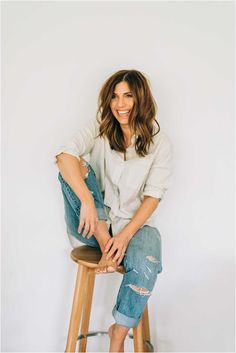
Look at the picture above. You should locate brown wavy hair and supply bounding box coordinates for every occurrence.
[96,69,160,157]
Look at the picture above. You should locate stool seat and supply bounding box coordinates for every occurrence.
[71,245,124,273]
[71,245,102,265]
[66,245,153,352]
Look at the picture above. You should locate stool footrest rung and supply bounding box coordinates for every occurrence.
[77,331,154,352]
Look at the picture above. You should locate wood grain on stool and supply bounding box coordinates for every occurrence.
[78,269,95,352]
[65,264,88,352]
[65,245,152,352]
[142,305,151,351]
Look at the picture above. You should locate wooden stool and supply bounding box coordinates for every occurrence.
[65,245,153,352]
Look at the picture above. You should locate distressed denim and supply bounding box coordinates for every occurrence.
[58,161,163,328]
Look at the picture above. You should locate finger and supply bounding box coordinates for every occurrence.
[78,219,85,234]
[87,221,96,238]
[112,249,122,262]
[94,222,99,233]
[106,245,117,260]
[117,252,125,265]
[105,239,114,253]
[82,223,90,237]
[117,258,123,266]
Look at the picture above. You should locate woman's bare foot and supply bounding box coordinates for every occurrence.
[108,324,125,352]
[90,219,119,274]
[95,251,118,274]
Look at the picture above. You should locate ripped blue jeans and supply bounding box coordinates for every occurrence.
[58,160,163,328]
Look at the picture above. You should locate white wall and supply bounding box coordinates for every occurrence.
[2,1,234,352]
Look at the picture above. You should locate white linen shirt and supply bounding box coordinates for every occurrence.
[54,118,173,235]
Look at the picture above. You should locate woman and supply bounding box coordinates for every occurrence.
[55,69,172,352]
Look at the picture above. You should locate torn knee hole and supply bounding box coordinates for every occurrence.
[126,284,151,296]
[80,159,89,179]
[146,255,159,263]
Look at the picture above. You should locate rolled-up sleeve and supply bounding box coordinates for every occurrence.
[142,132,173,201]
[54,118,98,164]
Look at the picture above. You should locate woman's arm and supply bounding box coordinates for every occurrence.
[56,153,99,238]
[56,152,93,202]
[56,153,93,203]
[55,119,100,237]
[105,196,160,264]
[120,195,160,241]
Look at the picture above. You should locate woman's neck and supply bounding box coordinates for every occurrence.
[121,125,132,148]
[120,124,133,141]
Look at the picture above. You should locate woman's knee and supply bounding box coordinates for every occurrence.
[124,226,162,274]
[128,226,161,254]
[78,157,90,179]
[58,162,107,222]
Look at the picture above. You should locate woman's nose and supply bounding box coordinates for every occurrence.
[117,97,125,108]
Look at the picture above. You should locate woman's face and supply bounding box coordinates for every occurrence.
[110,81,134,127]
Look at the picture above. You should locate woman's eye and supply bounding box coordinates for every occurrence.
[111,94,133,99]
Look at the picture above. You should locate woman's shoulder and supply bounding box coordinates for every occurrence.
[76,117,100,137]
[149,125,172,154]
[155,129,171,144]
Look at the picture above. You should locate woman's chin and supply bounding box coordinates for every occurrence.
[116,116,130,125]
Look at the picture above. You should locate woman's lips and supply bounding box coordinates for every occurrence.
[117,110,130,117]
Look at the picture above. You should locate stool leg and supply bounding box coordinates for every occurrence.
[133,316,144,352]
[65,264,88,352]
[142,304,151,352]
[78,269,95,352]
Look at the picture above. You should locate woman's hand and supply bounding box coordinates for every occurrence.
[78,198,99,238]
[104,232,130,265]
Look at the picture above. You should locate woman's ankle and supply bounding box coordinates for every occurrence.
[93,220,111,251]
[109,324,126,352]
[112,324,129,340]
[98,237,110,252]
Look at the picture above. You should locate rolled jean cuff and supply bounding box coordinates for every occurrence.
[96,207,108,220]
[112,306,139,328]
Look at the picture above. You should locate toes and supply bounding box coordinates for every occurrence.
[107,266,115,273]
[96,266,107,274]
[95,267,103,274]
[96,265,117,275]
